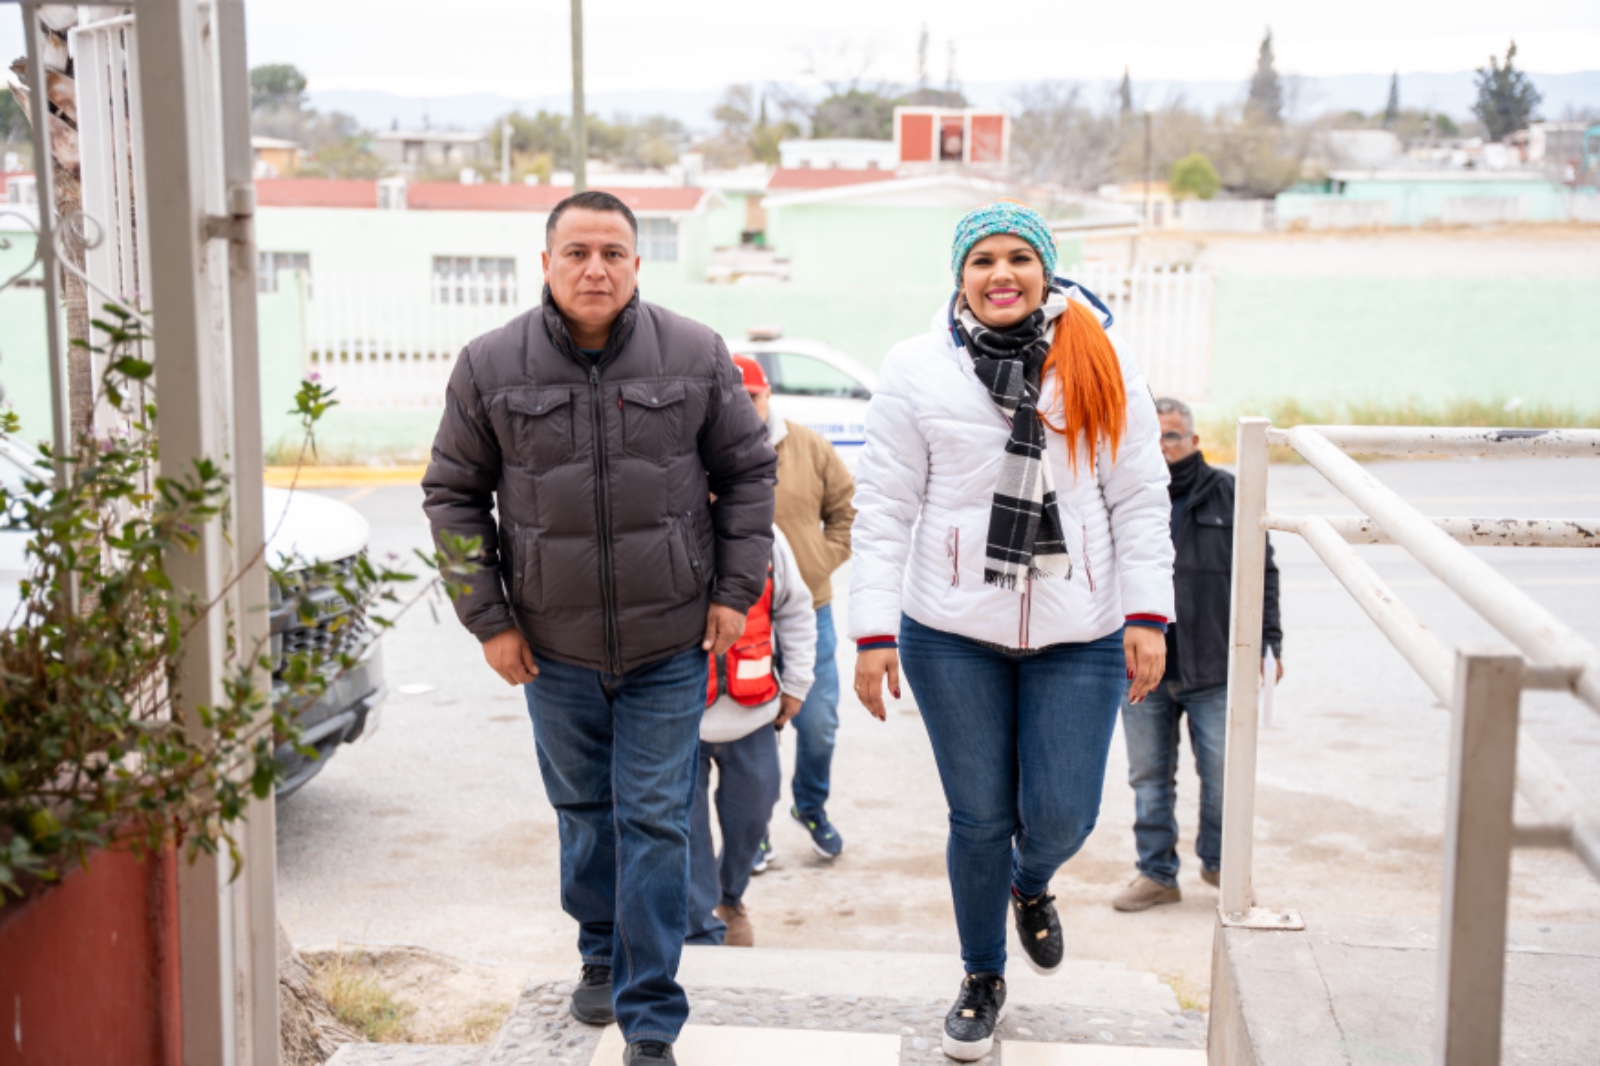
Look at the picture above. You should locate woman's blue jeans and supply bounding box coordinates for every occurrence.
[522,646,707,1045]
[898,615,1127,977]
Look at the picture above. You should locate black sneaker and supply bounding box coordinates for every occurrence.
[943,972,1007,1061]
[624,1041,676,1064]
[791,806,844,859]
[569,963,614,1025]
[1011,888,1064,975]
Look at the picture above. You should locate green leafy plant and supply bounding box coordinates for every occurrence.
[0,305,480,901]
[1170,152,1222,201]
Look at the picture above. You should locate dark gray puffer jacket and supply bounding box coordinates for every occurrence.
[422,292,777,675]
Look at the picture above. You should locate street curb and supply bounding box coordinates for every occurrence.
[264,465,425,488]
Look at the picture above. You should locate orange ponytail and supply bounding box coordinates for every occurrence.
[1039,298,1126,472]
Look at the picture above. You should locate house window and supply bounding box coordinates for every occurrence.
[637,218,678,262]
[257,251,310,294]
[433,256,517,304]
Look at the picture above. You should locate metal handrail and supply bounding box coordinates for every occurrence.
[1216,419,1600,1066]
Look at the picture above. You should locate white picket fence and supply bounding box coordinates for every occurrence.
[304,273,528,409]
[1567,196,1600,224]
[302,265,1215,409]
[1071,263,1215,403]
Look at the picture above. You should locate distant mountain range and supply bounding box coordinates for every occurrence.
[310,71,1600,136]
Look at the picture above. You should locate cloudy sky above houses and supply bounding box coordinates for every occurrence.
[3,1,1597,97]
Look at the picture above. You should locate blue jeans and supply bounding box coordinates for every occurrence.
[898,615,1127,976]
[1121,681,1228,889]
[522,646,707,1045]
[686,724,781,945]
[787,604,839,817]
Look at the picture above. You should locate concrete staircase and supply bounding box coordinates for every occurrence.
[327,946,1207,1066]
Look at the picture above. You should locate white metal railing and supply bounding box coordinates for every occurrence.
[1072,263,1214,402]
[1217,420,1600,1066]
[302,272,527,409]
[1178,199,1271,234]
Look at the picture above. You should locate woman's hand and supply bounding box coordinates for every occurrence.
[854,648,900,721]
[1124,626,1166,704]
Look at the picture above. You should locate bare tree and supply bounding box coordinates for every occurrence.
[1008,83,1121,193]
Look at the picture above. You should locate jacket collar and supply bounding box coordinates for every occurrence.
[540,285,642,370]
[767,405,790,446]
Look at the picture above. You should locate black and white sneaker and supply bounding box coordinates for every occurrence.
[1011,888,1064,974]
[942,972,1007,1061]
[624,1041,676,1064]
[751,835,776,875]
[569,963,614,1025]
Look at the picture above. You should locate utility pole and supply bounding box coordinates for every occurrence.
[1142,107,1154,229]
[570,0,587,192]
[501,121,512,184]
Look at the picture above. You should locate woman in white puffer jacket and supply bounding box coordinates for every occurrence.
[850,201,1174,1062]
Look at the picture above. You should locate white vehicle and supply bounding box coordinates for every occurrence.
[0,439,385,798]
[730,329,876,469]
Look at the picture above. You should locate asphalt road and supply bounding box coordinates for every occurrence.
[275,455,1600,997]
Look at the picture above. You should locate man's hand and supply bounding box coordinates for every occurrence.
[1125,626,1166,704]
[853,648,900,721]
[703,603,747,657]
[775,693,803,728]
[1265,654,1284,684]
[484,628,539,686]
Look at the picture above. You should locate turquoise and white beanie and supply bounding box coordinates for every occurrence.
[950,200,1058,284]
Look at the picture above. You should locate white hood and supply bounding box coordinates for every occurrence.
[263,487,370,568]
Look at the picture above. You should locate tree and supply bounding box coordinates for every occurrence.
[1009,83,1120,193]
[1170,152,1221,200]
[0,88,27,144]
[1382,72,1400,129]
[1472,41,1541,142]
[1119,68,1134,119]
[1246,29,1283,125]
[250,63,308,113]
[812,88,901,140]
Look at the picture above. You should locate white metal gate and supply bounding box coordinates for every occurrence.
[1072,262,1215,403]
[18,1,276,1061]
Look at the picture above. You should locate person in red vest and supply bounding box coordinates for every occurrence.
[685,526,816,946]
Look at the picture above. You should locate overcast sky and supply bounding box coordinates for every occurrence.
[3,1,1598,97]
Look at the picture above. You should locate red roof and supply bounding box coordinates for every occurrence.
[766,167,899,191]
[0,172,33,196]
[256,178,378,208]
[254,178,708,214]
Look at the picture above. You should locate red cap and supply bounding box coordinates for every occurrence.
[732,354,769,392]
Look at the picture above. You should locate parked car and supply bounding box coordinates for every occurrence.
[729,329,876,469]
[0,440,385,799]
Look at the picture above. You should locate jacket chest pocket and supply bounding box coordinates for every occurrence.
[506,388,576,473]
[1192,512,1233,573]
[620,381,687,463]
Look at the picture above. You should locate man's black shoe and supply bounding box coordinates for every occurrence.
[942,972,1007,1061]
[569,963,614,1025]
[1012,888,1064,974]
[624,1040,676,1064]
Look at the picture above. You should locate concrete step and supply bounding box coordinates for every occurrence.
[478,946,1205,1066]
[325,1044,482,1066]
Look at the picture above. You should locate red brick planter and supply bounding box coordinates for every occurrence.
[0,846,182,1066]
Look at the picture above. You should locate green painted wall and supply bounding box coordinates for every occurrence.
[1208,275,1600,415]
[1277,179,1569,227]
[768,204,971,286]
[0,288,52,445]
[705,192,749,248]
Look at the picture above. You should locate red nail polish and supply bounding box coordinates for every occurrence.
[1127,669,1135,680]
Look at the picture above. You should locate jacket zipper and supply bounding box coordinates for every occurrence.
[589,364,621,675]
[1082,523,1096,593]
[1018,571,1032,650]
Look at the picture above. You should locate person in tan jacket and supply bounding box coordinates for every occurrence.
[732,355,856,862]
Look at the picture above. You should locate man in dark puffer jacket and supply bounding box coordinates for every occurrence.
[422,191,776,1066]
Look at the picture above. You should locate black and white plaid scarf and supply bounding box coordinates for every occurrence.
[955,289,1073,589]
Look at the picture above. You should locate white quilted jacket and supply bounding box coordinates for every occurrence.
[848,289,1175,649]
